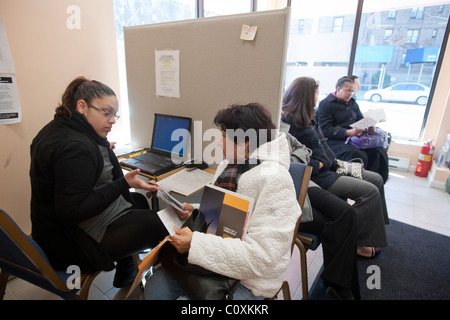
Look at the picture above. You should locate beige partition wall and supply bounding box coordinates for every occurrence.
[124,8,290,161]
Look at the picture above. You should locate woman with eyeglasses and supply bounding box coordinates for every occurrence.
[281,77,388,260]
[30,76,169,287]
[318,76,389,183]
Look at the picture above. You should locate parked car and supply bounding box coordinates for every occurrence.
[364,83,430,105]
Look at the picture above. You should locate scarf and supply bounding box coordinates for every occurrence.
[56,111,111,148]
[214,160,260,192]
[54,112,124,181]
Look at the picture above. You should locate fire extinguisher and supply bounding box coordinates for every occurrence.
[415,140,435,177]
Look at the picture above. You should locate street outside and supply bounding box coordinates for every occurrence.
[356,99,426,140]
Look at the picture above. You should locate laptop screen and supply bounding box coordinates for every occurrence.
[151,114,192,156]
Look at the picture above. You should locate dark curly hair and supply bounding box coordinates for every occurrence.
[214,103,276,154]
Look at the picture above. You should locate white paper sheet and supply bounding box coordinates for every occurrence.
[0,19,21,125]
[350,108,386,129]
[157,168,214,196]
[157,207,183,236]
[0,19,15,73]
[155,50,180,98]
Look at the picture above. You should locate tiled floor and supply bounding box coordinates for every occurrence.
[3,169,450,300]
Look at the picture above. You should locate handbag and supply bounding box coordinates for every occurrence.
[346,128,389,150]
[158,209,240,300]
[300,194,313,223]
[334,158,364,179]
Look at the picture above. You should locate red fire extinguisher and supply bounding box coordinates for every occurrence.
[415,140,435,177]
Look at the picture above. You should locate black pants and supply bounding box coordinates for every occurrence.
[100,193,169,261]
[298,187,360,298]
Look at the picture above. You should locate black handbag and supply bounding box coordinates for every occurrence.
[158,209,240,300]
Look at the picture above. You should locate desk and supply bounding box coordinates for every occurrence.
[117,149,215,210]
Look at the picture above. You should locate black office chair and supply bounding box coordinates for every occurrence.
[0,209,100,300]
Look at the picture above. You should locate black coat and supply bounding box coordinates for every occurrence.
[318,93,389,183]
[30,112,132,272]
[281,117,340,190]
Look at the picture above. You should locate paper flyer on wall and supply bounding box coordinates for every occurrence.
[0,19,21,125]
[155,49,180,98]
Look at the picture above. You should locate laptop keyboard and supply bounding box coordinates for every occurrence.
[138,153,174,167]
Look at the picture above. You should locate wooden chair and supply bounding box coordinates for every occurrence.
[270,162,311,300]
[294,174,322,299]
[0,209,100,300]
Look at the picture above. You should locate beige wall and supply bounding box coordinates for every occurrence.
[0,0,120,233]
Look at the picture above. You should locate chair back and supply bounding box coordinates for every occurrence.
[287,163,312,252]
[0,209,78,299]
[288,162,312,211]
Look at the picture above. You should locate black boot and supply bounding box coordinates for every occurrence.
[113,256,137,288]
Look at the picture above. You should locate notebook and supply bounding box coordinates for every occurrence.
[120,113,192,176]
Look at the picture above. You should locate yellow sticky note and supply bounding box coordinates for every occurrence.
[240,24,258,41]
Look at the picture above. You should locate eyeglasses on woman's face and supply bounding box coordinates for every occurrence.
[340,87,354,94]
[87,102,120,120]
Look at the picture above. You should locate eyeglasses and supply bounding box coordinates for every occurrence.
[87,102,120,120]
[340,88,354,94]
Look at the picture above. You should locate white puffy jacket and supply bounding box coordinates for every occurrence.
[188,133,302,298]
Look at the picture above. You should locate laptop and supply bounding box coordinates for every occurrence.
[120,113,192,176]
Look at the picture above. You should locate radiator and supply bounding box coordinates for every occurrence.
[388,156,410,171]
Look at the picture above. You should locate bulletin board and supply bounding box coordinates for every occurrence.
[124,8,291,159]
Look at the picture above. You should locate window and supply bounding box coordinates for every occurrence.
[432,29,438,39]
[286,0,357,100]
[333,17,344,33]
[354,1,450,140]
[387,10,396,19]
[285,1,449,141]
[406,29,420,44]
[204,0,251,17]
[411,7,424,19]
[384,29,393,43]
[298,19,305,33]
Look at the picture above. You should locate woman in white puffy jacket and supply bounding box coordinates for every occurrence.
[145,103,301,300]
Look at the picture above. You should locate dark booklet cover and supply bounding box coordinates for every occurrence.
[199,184,254,240]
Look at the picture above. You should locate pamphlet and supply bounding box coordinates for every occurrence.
[156,185,184,212]
[350,108,386,129]
[0,19,22,125]
[199,184,254,240]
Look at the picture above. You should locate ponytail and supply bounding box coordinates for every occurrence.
[55,76,116,118]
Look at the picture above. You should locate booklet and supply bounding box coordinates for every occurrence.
[199,184,254,241]
[125,184,254,299]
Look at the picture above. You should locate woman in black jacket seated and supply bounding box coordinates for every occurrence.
[30,76,169,287]
[281,77,389,259]
[317,76,389,183]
